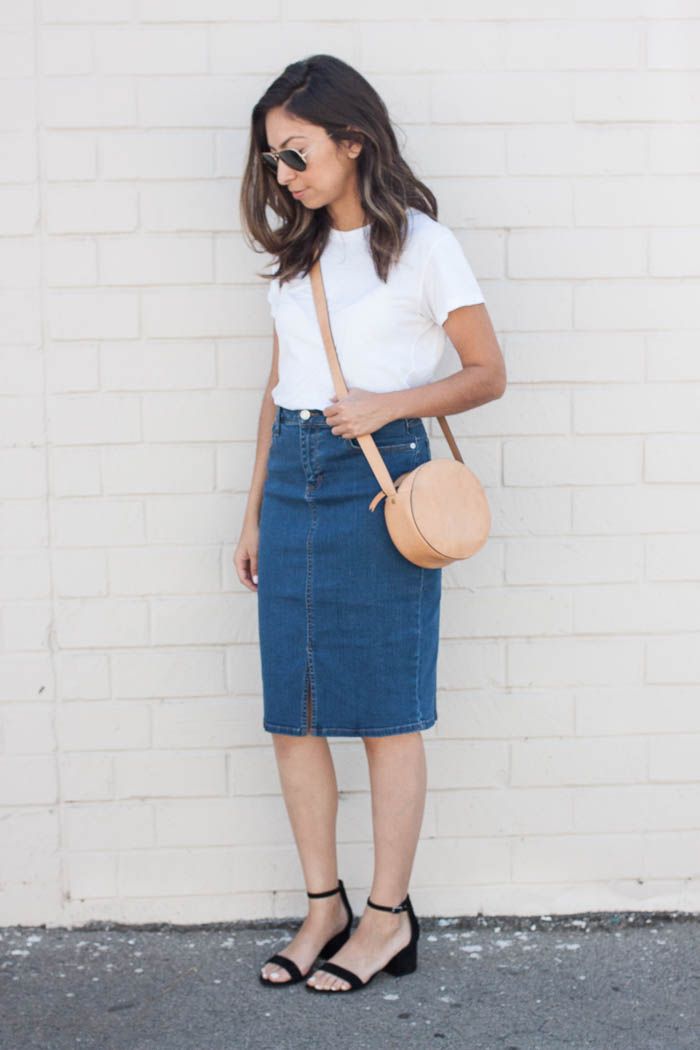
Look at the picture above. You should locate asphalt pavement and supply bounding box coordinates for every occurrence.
[2,911,699,1050]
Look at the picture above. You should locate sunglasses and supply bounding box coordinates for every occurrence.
[261,144,314,173]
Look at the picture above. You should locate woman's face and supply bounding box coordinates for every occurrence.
[263,107,362,212]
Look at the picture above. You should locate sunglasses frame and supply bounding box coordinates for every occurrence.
[260,144,313,173]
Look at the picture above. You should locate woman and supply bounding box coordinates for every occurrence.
[235,55,506,994]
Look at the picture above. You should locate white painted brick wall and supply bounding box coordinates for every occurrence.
[1,4,699,926]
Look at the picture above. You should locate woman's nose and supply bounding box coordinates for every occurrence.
[277,159,296,183]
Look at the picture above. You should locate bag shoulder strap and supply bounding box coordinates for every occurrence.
[309,260,464,503]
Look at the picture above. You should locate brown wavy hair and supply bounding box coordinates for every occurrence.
[240,54,438,287]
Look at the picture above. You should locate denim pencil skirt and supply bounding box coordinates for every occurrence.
[256,405,442,738]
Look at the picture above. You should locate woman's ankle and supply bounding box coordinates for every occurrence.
[306,892,346,927]
[358,906,406,934]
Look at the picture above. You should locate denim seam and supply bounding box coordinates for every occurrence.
[414,565,425,726]
[302,429,319,734]
[348,440,422,452]
[263,717,437,737]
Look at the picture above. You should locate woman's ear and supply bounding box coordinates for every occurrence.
[341,126,363,160]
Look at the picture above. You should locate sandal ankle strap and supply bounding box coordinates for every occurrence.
[307,879,343,899]
[366,893,409,914]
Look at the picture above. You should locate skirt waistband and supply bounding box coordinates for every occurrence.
[274,406,423,430]
[277,407,326,423]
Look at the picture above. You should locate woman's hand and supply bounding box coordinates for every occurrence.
[323,388,393,440]
[234,520,260,593]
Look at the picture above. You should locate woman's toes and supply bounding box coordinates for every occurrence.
[263,964,289,982]
[307,968,350,992]
[312,969,351,991]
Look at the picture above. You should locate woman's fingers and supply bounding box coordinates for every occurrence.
[234,547,258,591]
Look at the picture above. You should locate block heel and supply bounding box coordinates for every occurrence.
[383,937,417,976]
[381,893,419,976]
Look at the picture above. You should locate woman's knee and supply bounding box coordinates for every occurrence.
[362,731,423,752]
[271,731,329,756]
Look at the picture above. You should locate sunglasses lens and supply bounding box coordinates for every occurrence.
[262,153,278,172]
[280,149,306,171]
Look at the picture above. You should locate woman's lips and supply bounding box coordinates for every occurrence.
[291,189,306,198]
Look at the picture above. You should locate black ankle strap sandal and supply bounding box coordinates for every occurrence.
[306,892,420,994]
[367,894,409,914]
[259,878,354,987]
[307,884,344,898]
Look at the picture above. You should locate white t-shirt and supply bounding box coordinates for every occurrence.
[266,206,485,410]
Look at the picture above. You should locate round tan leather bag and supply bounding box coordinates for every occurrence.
[310,260,491,569]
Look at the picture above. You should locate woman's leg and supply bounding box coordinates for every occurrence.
[307,730,427,991]
[260,730,348,982]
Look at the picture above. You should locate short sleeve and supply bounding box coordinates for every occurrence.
[420,230,484,326]
[267,277,280,319]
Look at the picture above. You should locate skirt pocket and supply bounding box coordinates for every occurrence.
[347,419,427,452]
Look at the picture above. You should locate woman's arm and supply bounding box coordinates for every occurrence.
[324,303,506,439]
[380,302,506,421]
[235,328,279,592]
[242,327,280,529]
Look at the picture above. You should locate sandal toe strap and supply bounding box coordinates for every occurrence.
[312,960,364,990]
[263,953,303,982]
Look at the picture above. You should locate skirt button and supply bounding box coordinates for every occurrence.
[299,409,311,419]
